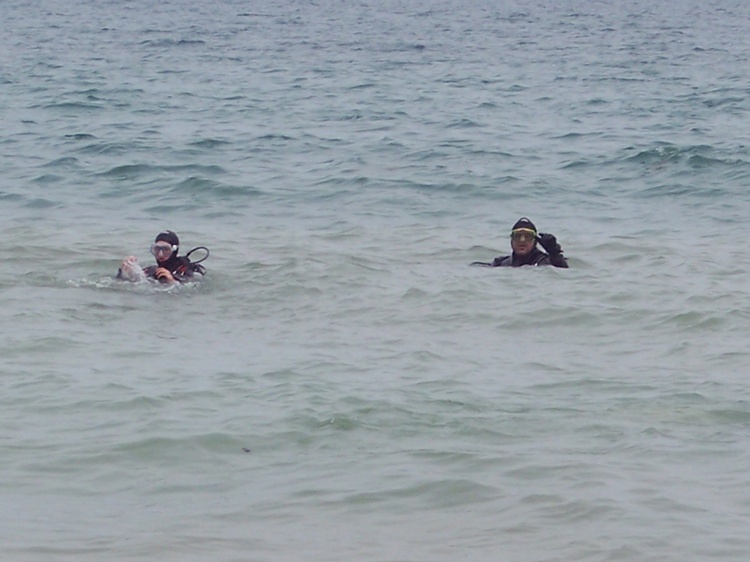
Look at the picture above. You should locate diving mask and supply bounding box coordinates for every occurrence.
[150,243,177,257]
[510,228,537,243]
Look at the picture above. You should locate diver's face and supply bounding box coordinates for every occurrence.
[150,243,175,263]
[510,229,536,257]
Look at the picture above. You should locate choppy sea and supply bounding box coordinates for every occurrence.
[3,0,750,560]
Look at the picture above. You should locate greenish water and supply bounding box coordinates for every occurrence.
[2,0,750,560]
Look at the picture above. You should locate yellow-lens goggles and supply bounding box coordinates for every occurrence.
[510,228,537,242]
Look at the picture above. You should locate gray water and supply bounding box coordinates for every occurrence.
[2,0,750,560]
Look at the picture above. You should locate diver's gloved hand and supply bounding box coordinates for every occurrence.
[537,233,562,256]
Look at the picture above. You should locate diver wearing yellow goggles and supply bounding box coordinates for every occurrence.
[471,217,568,268]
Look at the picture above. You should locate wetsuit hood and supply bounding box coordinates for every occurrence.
[154,230,180,267]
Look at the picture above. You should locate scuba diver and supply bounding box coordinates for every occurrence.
[472,217,568,268]
[117,230,208,285]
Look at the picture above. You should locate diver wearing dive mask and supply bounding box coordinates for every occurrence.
[471,217,568,268]
[117,230,208,284]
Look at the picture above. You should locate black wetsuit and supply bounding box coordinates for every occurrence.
[143,255,205,282]
[491,247,568,268]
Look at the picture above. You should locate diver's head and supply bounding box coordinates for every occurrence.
[510,217,537,257]
[150,230,179,263]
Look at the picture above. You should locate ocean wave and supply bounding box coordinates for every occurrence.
[96,163,228,180]
[139,38,207,48]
